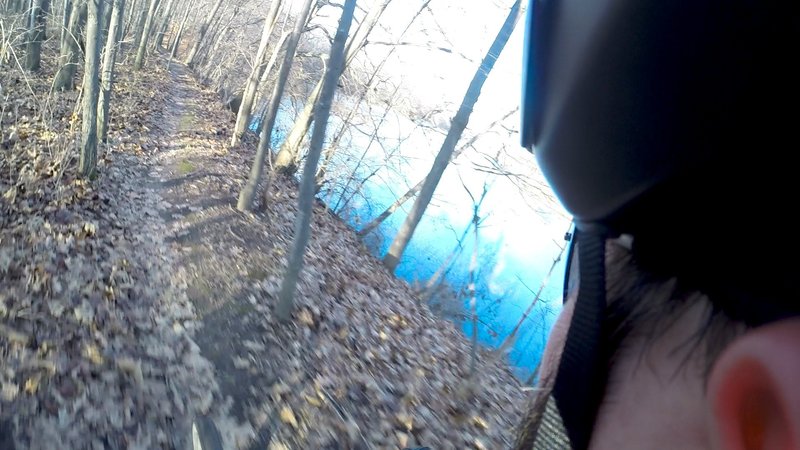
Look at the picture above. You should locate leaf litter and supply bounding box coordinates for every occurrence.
[145,64,529,449]
[2,42,531,450]
[2,44,218,448]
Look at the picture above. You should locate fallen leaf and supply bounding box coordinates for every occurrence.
[304,394,322,407]
[24,373,41,394]
[232,356,250,369]
[279,406,298,429]
[396,412,413,431]
[117,357,143,385]
[297,309,314,327]
[472,415,489,430]
[395,431,409,448]
[83,344,105,365]
[0,323,29,345]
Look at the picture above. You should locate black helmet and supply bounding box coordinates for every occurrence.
[521,1,800,448]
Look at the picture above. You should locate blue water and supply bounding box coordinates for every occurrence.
[252,101,569,382]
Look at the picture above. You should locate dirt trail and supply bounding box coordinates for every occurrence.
[141,63,527,449]
[1,59,220,449]
[144,65,275,449]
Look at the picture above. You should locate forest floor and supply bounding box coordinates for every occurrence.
[1,48,528,449]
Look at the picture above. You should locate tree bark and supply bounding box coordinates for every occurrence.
[133,0,159,69]
[25,0,47,71]
[382,0,522,272]
[252,31,288,109]
[195,5,235,71]
[183,0,222,67]
[79,0,103,177]
[59,0,72,52]
[467,206,480,379]
[54,0,85,91]
[151,0,174,49]
[97,0,124,142]
[236,0,314,212]
[276,0,356,322]
[273,0,392,174]
[122,0,137,37]
[230,0,282,147]
[167,0,190,59]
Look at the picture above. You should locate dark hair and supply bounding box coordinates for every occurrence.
[515,239,747,449]
[604,239,746,381]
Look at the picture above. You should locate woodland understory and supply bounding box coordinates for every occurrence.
[0,1,534,446]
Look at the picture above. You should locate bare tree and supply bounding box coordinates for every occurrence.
[272,0,392,174]
[493,240,566,361]
[463,178,489,380]
[97,0,124,141]
[133,0,160,69]
[78,0,103,177]
[122,0,137,36]
[167,0,191,60]
[183,0,222,67]
[195,4,238,76]
[252,29,288,106]
[329,84,400,212]
[315,0,431,185]
[24,0,48,71]
[358,108,517,237]
[59,0,73,49]
[382,0,522,271]
[151,0,175,49]
[230,0,282,147]
[236,0,314,211]
[276,0,357,321]
[130,2,148,51]
[54,0,86,91]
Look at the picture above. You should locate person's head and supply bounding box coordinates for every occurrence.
[518,1,800,449]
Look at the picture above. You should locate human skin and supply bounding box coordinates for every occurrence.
[540,293,800,449]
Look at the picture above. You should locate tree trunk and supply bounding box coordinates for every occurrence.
[276,0,356,322]
[189,3,226,70]
[151,0,174,49]
[314,0,428,181]
[236,0,314,212]
[167,0,190,59]
[273,0,392,174]
[357,108,517,237]
[382,0,522,272]
[97,0,124,142]
[130,7,147,51]
[40,0,50,40]
[133,0,159,69]
[195,5,234,71]
[314,0,430,182]
[183,0,222,67]
[59,0,72,51]
[25,0,47,71]
[122,0,137,37]
[252,31,288,108]
[99,0,112,41]
[230,0,282,147]
[494,240,566,359]
[79,0,103,177]
[54,0,86,91]
[330,85,399,212]
[467,208,480,379]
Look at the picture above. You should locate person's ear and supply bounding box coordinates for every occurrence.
[706,319,800,450]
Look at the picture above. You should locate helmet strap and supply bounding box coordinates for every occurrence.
[553,228,609,450]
